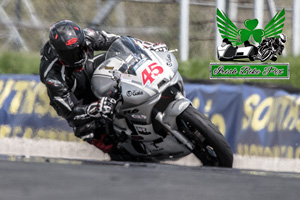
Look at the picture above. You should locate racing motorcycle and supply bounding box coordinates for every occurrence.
[91,36,233,167]
[256,42,278,62]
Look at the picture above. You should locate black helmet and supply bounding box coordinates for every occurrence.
[49,20,87,68]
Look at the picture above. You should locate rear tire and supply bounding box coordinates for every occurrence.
[178,105,233,167]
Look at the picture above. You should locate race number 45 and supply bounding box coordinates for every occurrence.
[142,62,164,85]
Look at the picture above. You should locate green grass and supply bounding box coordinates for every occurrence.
[0,51,299,89]
[0,51,40,74]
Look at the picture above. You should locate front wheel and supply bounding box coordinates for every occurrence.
[177,105,233,167]
[260,49,273,62]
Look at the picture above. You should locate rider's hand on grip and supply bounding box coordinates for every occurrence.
[151,42,168,52]
[97,97,116,116]
[142,41,168,52]
[86,102,101,118]
[87,97,116,118]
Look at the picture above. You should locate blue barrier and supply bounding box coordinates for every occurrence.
[185,83,300,158]
[1,75,300,158]
[0,74,76,141]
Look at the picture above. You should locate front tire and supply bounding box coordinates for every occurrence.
[260,49,273,62]
[178,105,233,167]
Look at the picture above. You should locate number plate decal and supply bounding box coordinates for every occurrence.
[141,62,164,85]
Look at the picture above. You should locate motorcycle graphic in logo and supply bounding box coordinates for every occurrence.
[216,8,286,62]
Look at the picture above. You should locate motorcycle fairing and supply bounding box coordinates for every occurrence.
[91,37,193,160]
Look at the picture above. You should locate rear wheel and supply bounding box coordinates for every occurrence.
[177,105,233,167]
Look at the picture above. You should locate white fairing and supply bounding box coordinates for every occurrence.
[236,46,252,55]
[91,37,191,160]
[217,43,253,59]
[217,45,229,57]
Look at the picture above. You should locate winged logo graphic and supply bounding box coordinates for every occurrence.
[217,8,285,46]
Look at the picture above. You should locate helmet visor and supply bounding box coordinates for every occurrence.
[57,46,85,67]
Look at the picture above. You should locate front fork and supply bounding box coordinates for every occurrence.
[153,87,195,151]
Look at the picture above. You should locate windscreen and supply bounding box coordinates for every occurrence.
[105,36,150,75]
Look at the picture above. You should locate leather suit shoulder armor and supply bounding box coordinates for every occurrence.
[83,28,120,50]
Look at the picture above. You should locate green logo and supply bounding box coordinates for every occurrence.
[213,8,289,79]
[217,8,285,46]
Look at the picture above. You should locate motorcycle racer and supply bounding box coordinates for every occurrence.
[39,20,168,154]
[257,34,286,61]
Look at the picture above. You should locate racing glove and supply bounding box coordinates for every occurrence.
[87,97,116,118]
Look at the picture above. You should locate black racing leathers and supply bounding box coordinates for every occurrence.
[39,28,119,137]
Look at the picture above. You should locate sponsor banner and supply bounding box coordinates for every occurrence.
[184,83,300,159]
[0,75,77,141]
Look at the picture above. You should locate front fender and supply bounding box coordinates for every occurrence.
[162,98,191,130]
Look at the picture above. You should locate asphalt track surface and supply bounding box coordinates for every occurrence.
[0,158,300,200]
